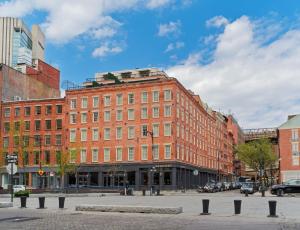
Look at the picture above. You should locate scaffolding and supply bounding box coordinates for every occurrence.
[243,128,277,141]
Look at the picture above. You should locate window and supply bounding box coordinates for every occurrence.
[92,128,99,141]
[128,109,135,120]
[104,148,110,162]
[104,128,111,140]
[164,105,171,117]
[56,119,62,130]
[104,111,111,122]
[70,113,76,124]
[35,120,41,131]
[35,106,41,115]
[80,149,87,163]
[14,121,20,131]
[44,150,50,164]
[4,108,10,117]
[23,136,29,147]
[128,147,134,161]
[292,157,299,166]
[141,92,148,103]
[69,149,77,163]
[152,107,159,118]
[55,134,62,145]
[141,107,148,119]
[116,110,123,121]
[152,91,159,102]
[116,147,122,161]
[15,107,20,117]
[4,122,10,133]
[56,105,62,114]
[23,152,29,165]
[116,127,122,140]
[3,137,9,148]
[128,93,134,104]
[45,120,51,130]
[70,129,76,142]
[93,111,99,122]
[45,135,51,146]
[34,151,40,165]
[141,145,148,160]
[81,129,87,141]
[141,125,148,137]
[128,126,135,139]
[81,97,88,109]
[34,135,41,146]
[93,97,99,108]
[164,90,172,101]
[70,99,77,109]
[164,145,171,159]
[153,145,159,160]
[292,142,298,153]
[292,129,299,141]
[81,112,87,123]
[104,95,111,106]
[13,136,19,147]
[153,124,159,137]
[92,149,98,162]
[45,105,52,115]
[116,94,123,105]
[164,123,171,136]
[24,107,31,116]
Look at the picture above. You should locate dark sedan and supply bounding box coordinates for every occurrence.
[271,179,300,196]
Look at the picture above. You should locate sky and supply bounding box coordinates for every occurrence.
[1,0,300,129]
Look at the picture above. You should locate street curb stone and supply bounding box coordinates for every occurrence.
[0,202,13,208]
[75,205,183,214]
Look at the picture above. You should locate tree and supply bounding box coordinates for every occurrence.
[236,138,277,181]
[56,150,76,190]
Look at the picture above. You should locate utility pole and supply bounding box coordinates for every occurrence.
[146,129,154,196]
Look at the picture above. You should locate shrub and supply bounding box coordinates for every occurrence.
[14,190,30,197]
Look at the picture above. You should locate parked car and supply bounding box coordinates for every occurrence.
[271,179,300,196]
[203,182,219,193]
[223,182,231,190]
[13,185,26,193]
[240,182,257,194]
[216,182,225,191]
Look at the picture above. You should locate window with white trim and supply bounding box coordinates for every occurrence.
[70,113,76,124]
[81,97,88,109]
[128,93,134,104]
[153,145,159,160]
[152,107,159,118]
[141,145,148,160]
[4,108,10,117]
[70,129,76,142]
[116,147,122,161]
[153,124,159,137]
[164,123,171,136]
[116,110,123,121]
[141,125,148,137]
[92,148,98,162]
[104,95,111,106]
[164,145,171,159]
[93,96,99,108]
[164,105,171,117]
[128,147,134,161]
[292,129,299,141]
[93,111,99,122]
[70,99,77,109]
[104,148,110,162]
[92,128,99,141]
[141,92,148,103]
[104,128,110,140]
[152,91,159,102]
[116,127,122,140]
[128,109,135,120]
[80,149,87,163]
[128,126,135,139]
[81,129,87,141]
[104,111,111,122]
[141,107,148,119]
[164,90,171,101]
[116,94,123,105]
[69,149,76,163]
[81,112,87,123]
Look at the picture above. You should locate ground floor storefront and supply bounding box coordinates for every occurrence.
[0,162,232,190]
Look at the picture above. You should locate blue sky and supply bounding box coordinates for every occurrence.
[1,0,300,128]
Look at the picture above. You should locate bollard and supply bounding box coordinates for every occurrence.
[59,196,65,209]
[277,189,283,197]
[200,199,211,215]
[20,196,27,208]
[268,200,278,217]
[245,190,248,197]
[142,189,146,196]
[234,200,242,215]
[38,197,45,209]
[156,189,160,196]
[262,190,265,197]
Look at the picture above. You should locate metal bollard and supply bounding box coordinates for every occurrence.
[142,189,146,196]
[38,197,45,209]
[59,196,65,209]
[156,189,160,196]
[20,196,27,208]
[245,190,248,197]
[200,199,211,215]
[234,200,242,215]
[268,200,278,217]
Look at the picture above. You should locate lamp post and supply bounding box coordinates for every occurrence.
[145,129,154,195]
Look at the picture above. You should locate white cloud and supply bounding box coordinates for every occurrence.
[167,15,300,128]
[92,43,123,57]
[158,20,181,37]
[165,41,184,52]
[206,15,229,28]
[146,0,171,9]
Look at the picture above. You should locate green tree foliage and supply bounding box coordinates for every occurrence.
[56,150,76,189]
[236,139,277,175]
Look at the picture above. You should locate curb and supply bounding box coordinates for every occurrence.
[0,202,13,208]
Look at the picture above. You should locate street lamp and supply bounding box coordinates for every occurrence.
[145,129,154,195]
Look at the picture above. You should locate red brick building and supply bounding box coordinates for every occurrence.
[0,69,237,190]
[279,115,300,182]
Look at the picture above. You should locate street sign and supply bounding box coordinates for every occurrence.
[6,164,18,175]
[193,170,199,176]
[38,169,44,176]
